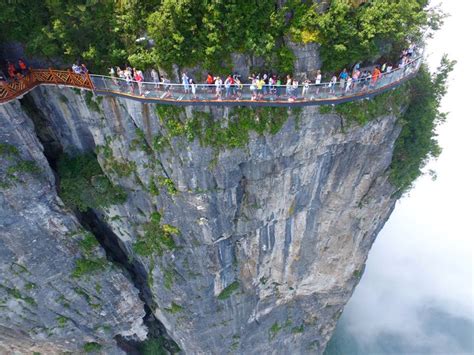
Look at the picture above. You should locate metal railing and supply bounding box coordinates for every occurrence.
[90,56,422,106]
[0,56,421,106]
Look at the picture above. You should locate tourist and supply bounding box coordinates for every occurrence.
[72,63,81,74]
[124,67,133,93]
[134,69,144,95]
[162,76,171,96]
[351,68,360,90]
[234,77,242,100]
[189,78,197,99]
[262,73,268,95]
[18,59,28,75]
[291,79,299,100]
[80,64,88,75]
[117,67,124,81]
[250,76,257,100]
[276,77,282,97]
[329,75,337,94]
[345,76,353,93]
[371,66,381,87]
[214,76,222,99]
[302,79,310,97]
[224,75,233,98]
[352,62,361,76]
[109,67,118,86]
[268,75,274,96]
[7,61,16,80]
[339,68,348,92]
[151,69,160,89]
[182,72,189,94]
[206,73,214,93]
[315,70,322,94]
[286,75,292,96]
[257,76,265,99]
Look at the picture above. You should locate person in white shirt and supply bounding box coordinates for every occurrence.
[151,69,159,89]
[315,70,322,94]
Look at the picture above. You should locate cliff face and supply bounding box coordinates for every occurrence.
[0,99,147,354]
[0,84,401,354]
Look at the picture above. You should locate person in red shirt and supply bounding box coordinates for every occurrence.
[206,73,214,93]
[134,69,144,95]
[371,66,381,87]
[18,59,28,75]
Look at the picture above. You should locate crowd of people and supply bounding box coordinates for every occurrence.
[0,58,30,83]
[102,44,417,101]
[2,44,417,102]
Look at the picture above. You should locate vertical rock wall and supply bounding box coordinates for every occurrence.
[0,100,146,354]
[1,84,401,354]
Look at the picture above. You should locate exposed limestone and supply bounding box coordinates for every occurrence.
[0,83,401,353]
[0,100,146,354]
[285,38,322,78]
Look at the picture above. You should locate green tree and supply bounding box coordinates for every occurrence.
[290,0,442,71]
[147,0,206,71]
[390,55,455,193]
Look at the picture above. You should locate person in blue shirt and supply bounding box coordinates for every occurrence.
[339,68,348,91]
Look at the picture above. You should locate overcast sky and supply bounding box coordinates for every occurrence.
[326,1,473,354]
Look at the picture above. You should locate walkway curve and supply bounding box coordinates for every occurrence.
[0,57,422,107]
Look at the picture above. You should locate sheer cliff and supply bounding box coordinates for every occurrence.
[0,84,402,354]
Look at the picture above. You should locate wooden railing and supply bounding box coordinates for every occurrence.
[0,69,94,104]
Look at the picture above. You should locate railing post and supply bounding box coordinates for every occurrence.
[86,72,95,91]
[49,68,58,86]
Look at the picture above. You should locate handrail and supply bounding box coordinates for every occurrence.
[0,56,422,107]
[0,69,94,104]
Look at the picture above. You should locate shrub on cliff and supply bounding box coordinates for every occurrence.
[133,212,179,257]
[389,55,455,193]
[58,153,127,211]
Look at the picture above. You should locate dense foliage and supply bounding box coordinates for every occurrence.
[289,0,443,71]
[146,0,292,72]
[319,56,454,193]
[320,83,410,125]
[389,56,455,193]
[0,0,440,74]
[58,153,127,211]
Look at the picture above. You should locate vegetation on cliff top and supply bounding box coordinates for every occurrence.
[320,55,455,194]
[0,0,441,73]
[389,55,455,193]
[288,0,443,72]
